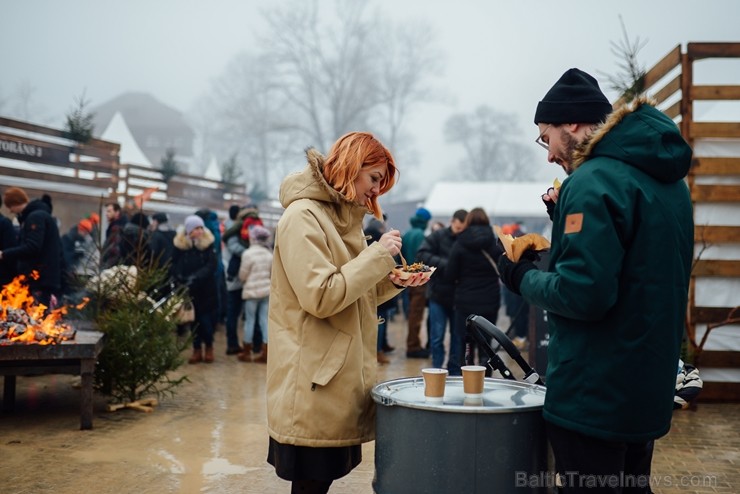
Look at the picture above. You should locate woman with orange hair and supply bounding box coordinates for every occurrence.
[266,132,429,493]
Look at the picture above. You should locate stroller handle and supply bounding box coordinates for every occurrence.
[466,315,543,385]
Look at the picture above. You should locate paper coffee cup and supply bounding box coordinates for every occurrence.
[421,368,448,402]
[461,365,486,397]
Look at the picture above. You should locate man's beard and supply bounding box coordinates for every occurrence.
[558,129,582,175]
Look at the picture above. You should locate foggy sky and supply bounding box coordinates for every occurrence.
[2,0,739,197]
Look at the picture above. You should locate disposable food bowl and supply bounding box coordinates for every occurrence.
[392,264,436,281]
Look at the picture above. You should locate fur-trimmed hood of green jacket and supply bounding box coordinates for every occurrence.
[521,97,694,442]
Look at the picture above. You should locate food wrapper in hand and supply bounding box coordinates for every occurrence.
[494,226,551,262]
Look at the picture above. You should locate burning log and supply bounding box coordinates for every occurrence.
[0,273,88,345]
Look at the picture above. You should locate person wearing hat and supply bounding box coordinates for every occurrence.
[401,206,432,358]
[120,211,151,266]
[237,225,273,364]
[171,214,219,364]
[222,205,265,356]
[497,68,694,492]
[0,187,63,310]
[149,212,176,271]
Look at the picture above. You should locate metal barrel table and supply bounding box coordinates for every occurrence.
[372,376,548,494]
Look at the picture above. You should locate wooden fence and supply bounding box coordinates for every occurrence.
[0,116,280,229]
[636,43,740,400]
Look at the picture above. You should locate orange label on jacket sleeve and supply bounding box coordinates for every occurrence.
[564,213,583,234]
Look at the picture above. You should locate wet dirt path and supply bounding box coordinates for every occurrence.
[1,318,738,493]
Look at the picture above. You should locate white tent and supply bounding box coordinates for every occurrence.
[204,156,221,181]
[423,181,553,219]
[100,111,153,168]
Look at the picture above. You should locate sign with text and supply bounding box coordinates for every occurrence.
[0,132,71,167]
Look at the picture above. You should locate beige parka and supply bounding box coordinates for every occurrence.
[265,149,401,447]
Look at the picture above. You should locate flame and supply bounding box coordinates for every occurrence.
[0,272,89,345]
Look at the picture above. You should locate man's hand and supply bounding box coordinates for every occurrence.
[542,186,559,221]
[497,254,537,296]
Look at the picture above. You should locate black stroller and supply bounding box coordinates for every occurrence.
[465,314,544,386]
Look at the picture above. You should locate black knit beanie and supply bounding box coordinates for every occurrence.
[534,68,613,125]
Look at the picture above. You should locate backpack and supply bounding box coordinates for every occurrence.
[226,253,241,281]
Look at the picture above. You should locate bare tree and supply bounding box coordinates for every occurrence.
[11,80,40,122]
[193,0,443,197]
[193,51,303,196]
[444,105,537,181]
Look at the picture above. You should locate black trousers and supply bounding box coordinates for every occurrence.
[546,421,654,494]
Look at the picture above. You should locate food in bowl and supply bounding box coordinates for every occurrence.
[392,262,436,280]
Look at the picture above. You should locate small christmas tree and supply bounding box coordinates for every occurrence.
[65,91,95,144]
[159,147,180,184]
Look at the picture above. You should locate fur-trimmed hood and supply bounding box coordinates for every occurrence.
[173,226,215,251]
[571,95,692,183]
[278,148,370,233]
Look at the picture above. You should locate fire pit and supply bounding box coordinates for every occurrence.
[0,274,104,430]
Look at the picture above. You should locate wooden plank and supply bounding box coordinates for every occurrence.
[680,53,692,140]
[692,259,740,277]
[690,306,738,325]
[0,165,114,189]
[691,184,740,202]
[692,85,740,100]
[698,381,740,402]
[652,75,682,104]
[692,157,740,176]
[688,42,740,60]
[697,351,740,368]
[0,116,119,151]
[642,45,682,91]
[690,122,740,139]
[695,225,740,244]
[662,100,681,120]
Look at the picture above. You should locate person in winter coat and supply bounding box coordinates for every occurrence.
[444,207,503,375]
[101,202,128,269]
[119,212,151,267]
[497,68,694,492]
[401,207,432,358]
[416,208,468,369]
[0,187,63,310]
[237,225,273,363]
[222,205,264,355]
[195,208,226,325]
[266,132,429,493]
[171,215,219,364]
[0,192,18,287]
[148,212,176,271]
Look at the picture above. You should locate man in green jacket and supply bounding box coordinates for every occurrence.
[498,68,694,492]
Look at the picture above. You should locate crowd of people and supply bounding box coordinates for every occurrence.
[0,187,274,366]
[1,66,695,493]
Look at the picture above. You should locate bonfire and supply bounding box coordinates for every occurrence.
[0,272,88,345]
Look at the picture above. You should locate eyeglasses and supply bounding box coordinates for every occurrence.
[535,125,551,150]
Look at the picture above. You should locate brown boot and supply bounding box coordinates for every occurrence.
[204,345,215,363]
[254,344,268,364]
[188,348,203,364]
[237,343,253,362]
[377,351,390,365]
